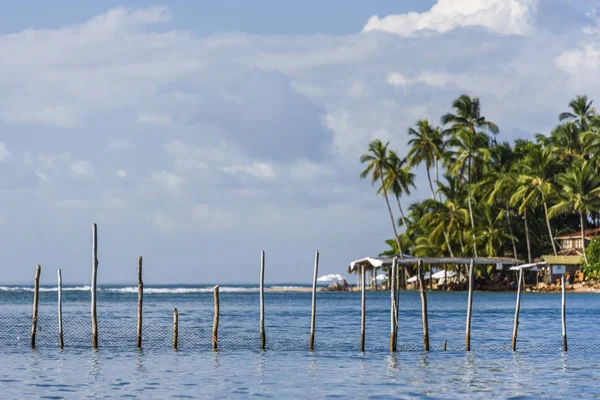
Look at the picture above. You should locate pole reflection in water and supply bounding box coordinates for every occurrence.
[212,351,220,370]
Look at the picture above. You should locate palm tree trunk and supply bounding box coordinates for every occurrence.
[505,200,518,258]
[467,156,478,258]
[435,157,441,202]
[581,211,588,263]
[443,230,455,258]
[541,192,558,256]
[426,166,436,200]
[524,207,532,264]
[395,196,415,249]
[381,176,403,256]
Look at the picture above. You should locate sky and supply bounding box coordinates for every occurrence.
[0,0,599,285]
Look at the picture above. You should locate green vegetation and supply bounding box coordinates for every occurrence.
[583,239,600,280]
[360,94,600,263]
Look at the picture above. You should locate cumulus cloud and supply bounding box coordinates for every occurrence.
[116,169,127,178]
[363,0,539,36]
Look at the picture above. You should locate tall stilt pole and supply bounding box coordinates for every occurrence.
[360,264,366,352]
[465,258,474,351]
[309,250,319,350]
[58,269,64,349]
[417,260,430,351]
[173,308,178,351]
[136,256,143,349]
[91,223,99,349]
[212,285,220,351]
[260,250,266,350]
[511,268,523,351]
[561,274,568,351]
[389,257,397,352]
[31,264,41,349]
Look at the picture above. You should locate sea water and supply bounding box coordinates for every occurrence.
[0,286,599,398]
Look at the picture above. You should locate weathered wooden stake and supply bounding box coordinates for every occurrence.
[173,308,179,350]
[212,285,220,351]
[136,256,143,349]
[360,264,366,352]
[511,268,523,351]
[561,274,567,351]
[91,223,99,349]
[389,257,397,352]
[309,250,319,351]
[260,250,266,350]
[58,269,64,349]
[443,340,447,351]
[417,260,430,351]
[465,258,474,351]
[31,264,41,349]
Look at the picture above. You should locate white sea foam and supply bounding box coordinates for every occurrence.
[0,285,90,292]
[269,286,305,289]
[103,287,260,294]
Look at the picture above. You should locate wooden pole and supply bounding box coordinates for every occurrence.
[260,250,266,350]
[561,274,567,351]
[465,258,474,351]
[511,268,523,351]
[417,260,430,351]
[394,262,399,351]
[31,264,41,349]
[443,340,447,351]
[91,223,99,349]
[389,257,397,352]
[360,264,366,352]
[212,285,220,351]
[309,250,319,350]
[173,308,178,351]
[58,269,64,349]
[136,256,143,349]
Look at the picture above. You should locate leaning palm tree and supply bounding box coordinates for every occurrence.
[384,151,416,248]
[407,120,443,199]
[360,140,403,255]
[514,147,559,255]
[549,159,600,263]
[442,95,498,258]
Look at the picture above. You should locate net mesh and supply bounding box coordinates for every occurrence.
[1,313,598,353]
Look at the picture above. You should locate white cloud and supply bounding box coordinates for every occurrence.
[222,162,278,180]
[33,153,93,182]
[363,0,538,36]
[116,169,127,178]
[70,160,93,178]
[0,142,10,161]
[151,170,187,192]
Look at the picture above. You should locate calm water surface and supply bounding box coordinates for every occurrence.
[0,286,599,398]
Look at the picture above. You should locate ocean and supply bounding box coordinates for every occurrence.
[0,285,599,398]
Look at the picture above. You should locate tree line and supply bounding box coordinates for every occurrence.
[360,94,600,271]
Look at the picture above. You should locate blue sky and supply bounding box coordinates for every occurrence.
[0,0,599,285]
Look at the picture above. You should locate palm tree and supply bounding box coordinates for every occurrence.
[513,147,559,255]
[384,151,416,248]
[407,120,443,199]
[360,140,403,255]
[442,95,498,258]
[484,142,519,258]
[550,159,600,263]
[479,204,516,257]
[559,95,596,132]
